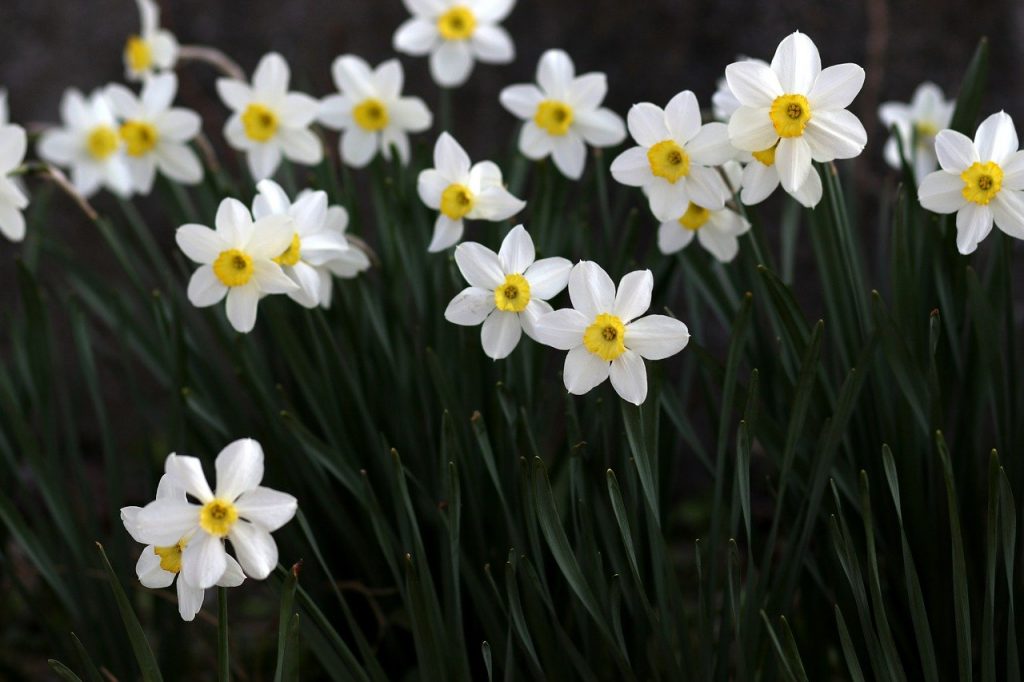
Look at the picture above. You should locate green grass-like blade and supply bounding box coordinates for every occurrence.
[94,543,163,682]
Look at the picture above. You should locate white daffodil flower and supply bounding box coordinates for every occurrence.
[217,52,323,181]
[393,0,515,88]
[121,475,245,622]
[725,32,866,207]
[319,55,433,168]
[124,0,178,82]
[252,180,350,308]
[418,133,525,252]
[317,202,371,309]
[499,49,626,180]
[918,112,1024,255]
[132,439,298,589]
[176,197,298,333]
[534,261,689,405]
[657,203,751,263]
[105,73,203,195]
[879,82,954,182]
[0,97,29,242]
[610,91,735,221]
[445,225,571,359]
[38,89,133,198]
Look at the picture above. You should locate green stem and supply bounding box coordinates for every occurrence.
[218,586,230,682]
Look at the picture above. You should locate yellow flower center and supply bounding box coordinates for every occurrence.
[914,121,939,141]
[199,499,239,537]
[353,98,389,132]
[752,142,778,167]
[534,100,574,136]
[241,104,279,142]
[437,6,477,41]
[440,183,476,220]
[494,273,531,312]
[153,537,188,573]
[213,249,255,287]
[647,140,690,183]
[125,36,153,73]
[87,126,120,161]
[583,312,626,361]
[961,161,1003,205]
[769,94,812,138]
[274,233,302,266]
[120,120,159,157]
[679,203,711,231]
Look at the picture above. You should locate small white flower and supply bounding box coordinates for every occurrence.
[499,49,626,180]
[610,91,735,221]
[445,225,571,359]
[176,197,298,333]
[418,133,525,252]
[121,475,245,622]
[319,55,433,168]
[879,82,954,182]
[657,202,750,262]
[124,0,178,82]
[393,0,516,88]
[252,180,350,308]
[316,202,371,309]
[0,99,29,242]
[725,32,866,207]
[105,73,203,195]
[217,53,323,181]
[918,111,1024,255]
[38,89,133,198]
[132,439,298,590]
[534,261,689,405]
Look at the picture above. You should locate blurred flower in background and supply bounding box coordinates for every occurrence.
[879,81,954,182]
[0,91,28,242]
[123,0,179,82]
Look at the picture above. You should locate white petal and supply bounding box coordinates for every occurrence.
[935,130,978,173]
[187,266,228,307]
[740,162,780,205]
[471,185,525,221]
[771,31,821,93]
[728,106,778,152]
[523,257,572,300]
[181,531,227,590]
[609,350,647,405]
[445,286,495,325]
[627,103,670,147]
[918,171,967,214]
[480,310,522,359]
[290,190,328,236]
[475,0,515,22]
[775,137,813,192]
[228,520,279,579]
[500,84,544,120]
[498,224,534,273]
[551,132,586,179]
[176,578,205,622]
[136,548,174,589]
[374,59,406,100]
[789,166,823,208]
[430,41,474,88]
[155,144,203,185]
[697,224,741,262]
[394,18,438,56]
[216,556,246,588]
[253,260,298,294]
[434,132,471,179]
[165,454,214,501]
[1001,150,1024,190]
[390,97,433,132]
[647,179,689,222]
[141,72,177,113]
[247,144,283,181]
[808,64,865,111]
[247,213,295,258]
[225,285,260,333]
[625,314,690,359]
[991,189,1024,241]
[0,125,27,169]
[519,122,553,160]
[341,128,378,168]
[252,53,290,100]
[686,166,729,211]
[471,25,514,63]
[724,60,783,108]
[954,203,994,255]
[381,127,412,164]
[610,146,652,187]
[574,108,626,147]
[533,308,588,349]
[454,241,504,288]
[657,219,695,254]
[419,168,447,208]
[613,269,653,322]
[214,438,264,500]
[687,122,736,166]
[37,130,78,165]
[317,94,353,130]
[974,111,1019,165]
[518,299,553,342]
[803,109,867,161]
[216,79,252,111]
[563,345,609,395]
[278,128,323,166]
[567,73,607,111]
[176,224,225,263]
[665,90,702,143]
[537,49,575,99]
[568,260,615,318]
[331,55,376,100]
[278,94,320,129]
[235,486,297,531]
[134,499,200,546]
[427,215,464,252]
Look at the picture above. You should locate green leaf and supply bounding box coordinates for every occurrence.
[95,543,163,682]
[935,432,973,682]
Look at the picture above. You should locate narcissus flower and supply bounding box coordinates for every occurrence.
[105,73,203,194]
[499,49,625,179]
[176,197,298,333]
[534,261,689,405]
[252,180,350,308]
[317,202,372,309]
[38,89,133,198]
[658,202,751,262]
[445,225,571,359]
[418,132,525,251]
[217,53,323,181]
[319,55,432,168]
[918,112,1024,254]
[124,0,178,82]
[0,99,29,242]
[879,82,954,181]
[393,0,515,88]
[610,91,735,221]
[132,439,298,589]
[725,32,866,206]
[121,475,245,621]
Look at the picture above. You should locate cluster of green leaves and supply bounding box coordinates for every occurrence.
[1,37,1021,681]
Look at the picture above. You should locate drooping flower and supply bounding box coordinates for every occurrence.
[393,0,515,88]
[316,201,372,309]
[418,133,525,252]
[132,439,298,589]
[38,89,133,198]
[318,55,433,168]
[105,73,203,194]
[879,82,954,182]
[534,261,689,405]
[610,91,735,221]
[217,53,323,181]
[499,49,626,179]
[0,94,29,242]
[121,475,245,622]
[124,0,178,82]
[725,32,866,207]
[657,202,751,262]
[176,197,298,333]
[445,225,571,359]
[918,111,1024,254]
[251,180,350,308]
